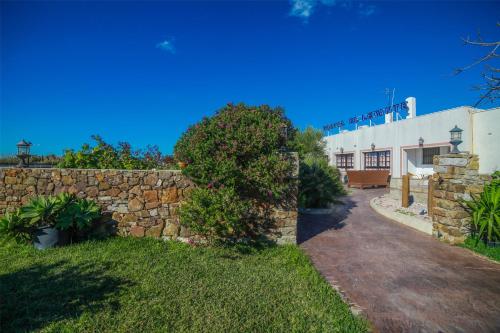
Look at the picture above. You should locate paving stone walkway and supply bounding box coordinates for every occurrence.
[299,188,500,333]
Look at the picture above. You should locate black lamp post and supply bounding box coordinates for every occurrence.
[449,125,463,154]
[16,139,32,167]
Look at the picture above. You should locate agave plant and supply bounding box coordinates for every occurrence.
[20,196,60,227]
[0,209,33,243]
[56,198,101,231]
[462,181,500,244]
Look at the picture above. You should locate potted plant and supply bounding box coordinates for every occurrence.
[20,196,61,249]
[178,161,188,169]
[55,195,101,243]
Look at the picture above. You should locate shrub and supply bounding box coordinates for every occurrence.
[0,194,102,244]
[299,155,345,208]
[179,187,252,243]
[0,210,33,243]
[174,103,296,241]
[462,178,500,244]
[291,126,345,208]
[58,135,175,170]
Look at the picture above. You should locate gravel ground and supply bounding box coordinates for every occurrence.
[372,194,430,222]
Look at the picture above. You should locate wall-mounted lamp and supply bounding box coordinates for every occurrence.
[371,143,375,151]
[418,137,424,147]
[340,147,344,153]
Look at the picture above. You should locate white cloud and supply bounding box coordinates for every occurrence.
[289,0,316,19]
[289,0,376,21]
[358,3,376,17]
[156,38,175,54]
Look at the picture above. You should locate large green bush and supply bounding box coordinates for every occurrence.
[174,103,296,242]
[179,187,252,243]
[58,135,175,170]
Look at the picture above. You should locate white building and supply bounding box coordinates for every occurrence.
[324,97,500,178]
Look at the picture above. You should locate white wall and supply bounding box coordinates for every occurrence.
[325,106,474,177]
[472,107,500,174]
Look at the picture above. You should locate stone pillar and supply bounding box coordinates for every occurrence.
[430,153,490,244]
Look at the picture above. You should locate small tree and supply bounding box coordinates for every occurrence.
[290,126,326,159]
[174,103,296,242]
[455,24,499,105]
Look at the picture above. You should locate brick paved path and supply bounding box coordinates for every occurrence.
[299,188,500,333]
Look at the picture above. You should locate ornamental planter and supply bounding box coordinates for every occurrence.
[178,161,188,169]
[33,226,60,250]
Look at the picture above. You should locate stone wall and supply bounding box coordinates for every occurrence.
[0,168,297,244]
[430,153,491,244]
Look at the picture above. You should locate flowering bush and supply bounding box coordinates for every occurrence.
[58,135,175,170]
[179,187,252,243]
[175,103,296,241]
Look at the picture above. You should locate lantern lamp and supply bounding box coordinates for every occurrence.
[449,125,463,154]
[16,139,32,167]
[371,143,375,151]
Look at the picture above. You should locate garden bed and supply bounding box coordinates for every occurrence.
[0,237,367,332]
[370,195,432,235]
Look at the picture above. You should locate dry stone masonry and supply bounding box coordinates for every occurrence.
[0,168,297,244]
[430,153,491,244]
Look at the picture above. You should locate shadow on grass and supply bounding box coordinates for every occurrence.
[0,260,133,332]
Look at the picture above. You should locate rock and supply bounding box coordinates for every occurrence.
[86,186,99,197]
[128,198,143,212]
[161,187,178,204]
[163,222,179,236]
[144,174,158,186]
[145,222,164,238]
[106,188,121,197]
[4,177,17,185]
[62,175,74,185]
[130,226,145,237]
[143,190,158,202]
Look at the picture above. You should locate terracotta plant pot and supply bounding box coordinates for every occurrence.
[178,162,187,169]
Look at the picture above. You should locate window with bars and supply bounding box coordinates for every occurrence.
[422,147,440,165]
[364,150,391,169]
[336,153,354,169]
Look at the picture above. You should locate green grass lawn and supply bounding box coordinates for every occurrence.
[0,237,367,333]
[460,238,500,262]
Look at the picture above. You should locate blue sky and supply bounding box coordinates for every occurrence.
[1,1,499,156]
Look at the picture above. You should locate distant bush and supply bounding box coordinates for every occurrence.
[289,126,326,160]
[58,135,175,170]
[299,155,345,208]
[291,126,345,208]
[175,103,296,242]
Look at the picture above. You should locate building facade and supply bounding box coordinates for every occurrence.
[324,98,500,179]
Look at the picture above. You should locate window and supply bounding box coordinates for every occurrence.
[422,147,440,165]
[336,153,354,169]
[364,150,390,169]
